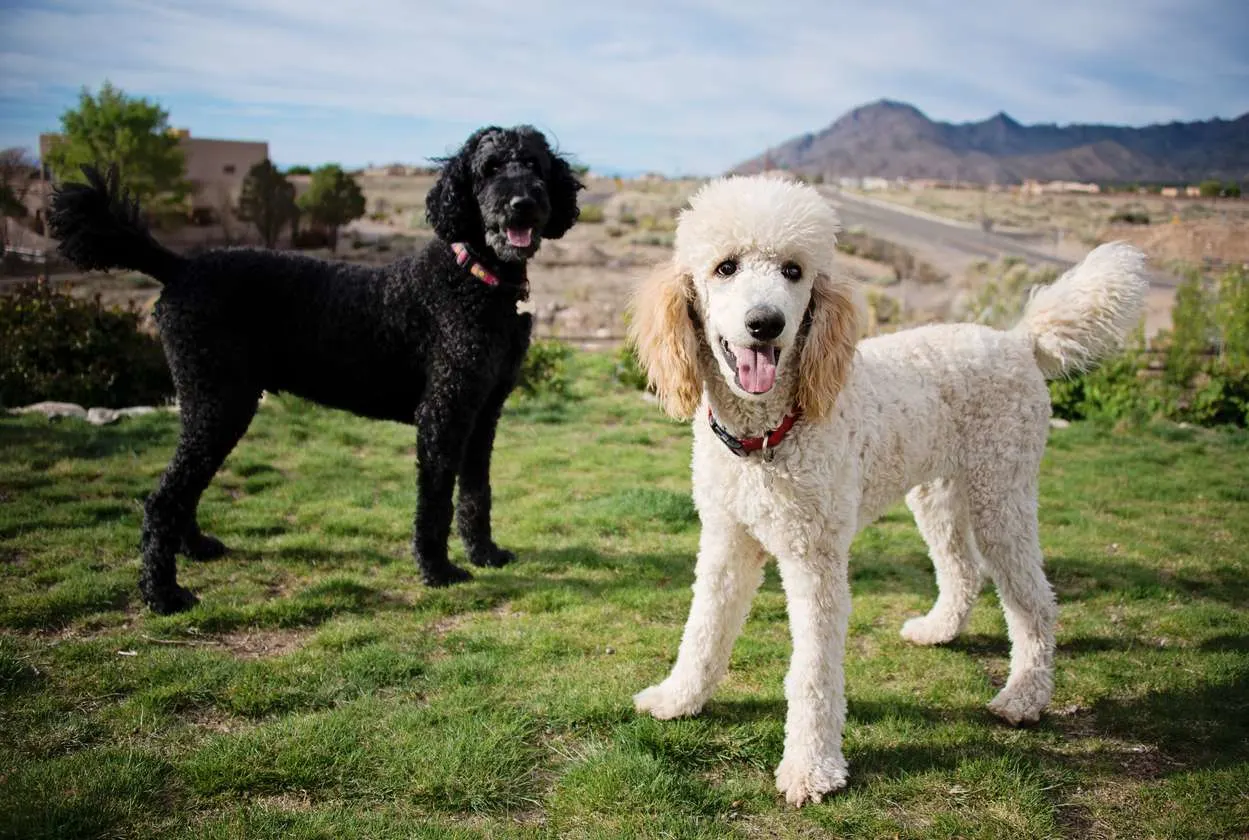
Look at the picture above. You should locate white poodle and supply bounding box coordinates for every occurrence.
[628,175,1148,806]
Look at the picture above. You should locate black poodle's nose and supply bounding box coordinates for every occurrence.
[745,306,785,341]
[509,196,538,217]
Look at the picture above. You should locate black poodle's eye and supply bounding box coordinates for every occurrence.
[781,262,803,281]
[715,259,737,278]
[481,159,500,177]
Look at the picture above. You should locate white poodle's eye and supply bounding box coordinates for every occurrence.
[715,259,738,278]
[781,262,802,281]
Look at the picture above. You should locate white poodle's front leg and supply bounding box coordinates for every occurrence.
[634,518,767,720]
[773,549,851,806]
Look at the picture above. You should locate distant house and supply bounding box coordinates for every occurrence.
[1020,179,1101,196]
[1160,186,1180,198]
[37,129,269,224]
[1185,185,1202,198]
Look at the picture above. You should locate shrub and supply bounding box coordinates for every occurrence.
[578,205,605,223]
[516,339,573,399]
[0,281,173,408]
[963,258,1059,329]
[1051,265,1249,427]
[614,341,649,391]
[1108,209,1150,225]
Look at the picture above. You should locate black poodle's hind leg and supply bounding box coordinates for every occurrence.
[141,392,259,613]
[457,317,530,569]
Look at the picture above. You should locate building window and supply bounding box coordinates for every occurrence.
[223,164,236,175]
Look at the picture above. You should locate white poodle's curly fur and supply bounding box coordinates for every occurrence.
[629,175,1148,806]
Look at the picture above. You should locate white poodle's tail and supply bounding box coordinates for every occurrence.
[1013,242,1149,380]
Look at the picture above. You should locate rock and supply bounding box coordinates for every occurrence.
[86,407,122,426]
[1049,418,1071,429]
[119,406,159,418]
[12,401,88,420]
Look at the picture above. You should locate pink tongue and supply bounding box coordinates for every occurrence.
[734,345,777,394]
[506,227,532,247]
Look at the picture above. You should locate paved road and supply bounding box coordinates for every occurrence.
[820,187,1179,290]
[820,187,1072,268]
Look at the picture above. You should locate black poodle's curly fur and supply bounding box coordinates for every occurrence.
[49,125,583,614]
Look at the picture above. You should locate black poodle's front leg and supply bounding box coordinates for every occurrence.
[457,314,531,568]
[413,388,479,587]
[456,382,517,569]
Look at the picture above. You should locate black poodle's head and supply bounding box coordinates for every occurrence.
[426,125,584,263]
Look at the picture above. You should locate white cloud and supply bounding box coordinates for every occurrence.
[1,0,1245,172]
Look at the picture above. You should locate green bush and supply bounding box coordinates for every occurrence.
[578,205,605,223]
[614,341,649,391]
[1051,266,1249,427]
[1108,209,1150,225]
[0,281,173,409]
[516,339,573,399]
[964,258,1059,328]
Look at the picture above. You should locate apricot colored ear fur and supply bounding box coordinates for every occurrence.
[629,260,701,419]
[796,273,860,419]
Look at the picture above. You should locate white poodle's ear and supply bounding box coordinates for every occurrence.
[629,260,702,420]
[797,272,861,420]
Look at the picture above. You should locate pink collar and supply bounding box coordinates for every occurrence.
[450,242,501,287]
[450,242,528,300]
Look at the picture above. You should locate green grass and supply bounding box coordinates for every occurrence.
[2,352,1247,839]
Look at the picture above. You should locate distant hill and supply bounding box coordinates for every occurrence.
[732,100,1249,184]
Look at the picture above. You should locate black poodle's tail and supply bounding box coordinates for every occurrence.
[49,164,186,282]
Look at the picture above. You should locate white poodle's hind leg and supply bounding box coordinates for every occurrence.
[968,481,1057,725]
[634,519,767,720]
[901,479,983,646]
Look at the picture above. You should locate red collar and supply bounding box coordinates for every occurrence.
[450,242,528,299]
[708,407,802,457]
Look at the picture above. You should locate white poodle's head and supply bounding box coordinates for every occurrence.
[630,176,860,420]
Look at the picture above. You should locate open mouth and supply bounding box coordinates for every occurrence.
[505,227,533,248]
[720,339,779,394]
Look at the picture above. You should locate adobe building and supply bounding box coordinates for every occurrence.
[35,129,268,223]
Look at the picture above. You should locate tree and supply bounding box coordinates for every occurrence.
[298,164,366,253]
[43,81,189,212]
[1,148,34,215]
[237,159,296,249]
[285,165,312,175]
[1222,181,1242,199]
[1,148,37,249]
[1198,179,1223,198]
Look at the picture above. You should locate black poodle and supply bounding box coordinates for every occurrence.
[49,125,583,614]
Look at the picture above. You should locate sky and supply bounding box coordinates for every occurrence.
[1,0,1246,175]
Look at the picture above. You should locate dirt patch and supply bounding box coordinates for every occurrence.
[252,791,316,813]
[215,628,310,659]
[1104,219,1249,267]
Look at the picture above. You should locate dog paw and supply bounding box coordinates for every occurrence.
[774,752,848,806]
[987,669,1053,725]
[900,614,959,646]
[633,681,704,720]
[144,584,199,615]
[469,545,515,568]
[181,532,228,562]
[421,563,473,587]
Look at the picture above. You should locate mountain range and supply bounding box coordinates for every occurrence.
[731,100,1249,184]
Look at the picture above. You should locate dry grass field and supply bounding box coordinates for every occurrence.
[854,186,1249,267]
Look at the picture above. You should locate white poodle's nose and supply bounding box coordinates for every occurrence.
[746,305,785,341]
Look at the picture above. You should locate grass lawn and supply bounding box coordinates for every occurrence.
[2,352,1247,839]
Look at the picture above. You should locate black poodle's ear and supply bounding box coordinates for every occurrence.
[543,151,584,240]
[426,130,486,243]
